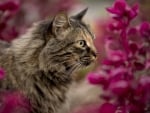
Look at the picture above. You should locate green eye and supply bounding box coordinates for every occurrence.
[77,40,86,47]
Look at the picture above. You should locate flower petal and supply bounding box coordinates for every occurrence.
[109,80,130,96]
[0,68,5,79]
[99,103,117,113]
[87,72,108,85]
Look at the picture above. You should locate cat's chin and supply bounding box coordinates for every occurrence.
[80,62,91,67]
[80,60,93,67]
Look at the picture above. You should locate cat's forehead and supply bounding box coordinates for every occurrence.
[70,19,95,39]
[75,26,96,52]
[79,22,95,39]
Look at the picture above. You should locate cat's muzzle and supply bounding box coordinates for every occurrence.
[80,56,96,66]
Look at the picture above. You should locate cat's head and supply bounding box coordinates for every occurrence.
[39,8,97,73]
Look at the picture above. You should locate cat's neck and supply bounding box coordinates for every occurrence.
[39,70,72,86]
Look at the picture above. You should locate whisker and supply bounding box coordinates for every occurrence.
[67,63,78,73]
[67,63,81,75]
[73,63,82,72]
[60,59,74,64]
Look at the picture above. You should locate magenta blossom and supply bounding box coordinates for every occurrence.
[0,68,30,113]
[0,68,5,79]
[88,0,150,113]
[0,91,30,113]
[0,0,77,42]
[139,22,150,39]
[99,103,117,113]
[107,0,138,24]
[0,0,20,41]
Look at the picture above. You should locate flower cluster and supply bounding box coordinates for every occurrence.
[0,68,5,79]
[0,68,30,113]
[88,0,150,113]
[0,91,30,113]
[0,0,20,41]
[0,0,77,42]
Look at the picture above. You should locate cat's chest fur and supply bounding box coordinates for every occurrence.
[24,71,71,113]
[0,54,71,113]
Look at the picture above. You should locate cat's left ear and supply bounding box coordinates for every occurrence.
[52,12,70,35]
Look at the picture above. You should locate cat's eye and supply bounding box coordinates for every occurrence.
[77,40,86,47]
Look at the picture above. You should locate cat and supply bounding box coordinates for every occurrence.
[0,8,97,113]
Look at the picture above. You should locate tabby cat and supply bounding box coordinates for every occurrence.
[0,8,96,113]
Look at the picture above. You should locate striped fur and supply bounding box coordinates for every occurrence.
[0,10,96,113]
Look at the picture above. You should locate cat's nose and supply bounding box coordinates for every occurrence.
[91,51,97,61]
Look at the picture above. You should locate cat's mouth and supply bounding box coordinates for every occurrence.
[63,56,96,74]
[80,56,95,66]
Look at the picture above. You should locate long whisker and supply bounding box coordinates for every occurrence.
[60,59,74,64]
[70,64,81,75]
[67,63,81,75]
[52,59,74,68]
[67,63,79,73]
[73,63,82,72]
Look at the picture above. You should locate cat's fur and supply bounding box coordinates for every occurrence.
[0,9,96,113]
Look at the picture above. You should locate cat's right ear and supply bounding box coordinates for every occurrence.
[52,12,70,35]
[71,8,88,21]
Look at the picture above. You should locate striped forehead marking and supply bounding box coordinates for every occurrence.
[70,19,94,39]
[79,22,95,39]
[82,28,94,48]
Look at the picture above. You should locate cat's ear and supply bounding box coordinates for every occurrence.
[72,8,88,21]
[52,12,70,35]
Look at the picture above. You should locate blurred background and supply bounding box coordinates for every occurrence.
[0,0,150,113]
[0,0,113,41]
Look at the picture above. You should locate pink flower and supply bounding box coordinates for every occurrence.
[108,22,124,31]
[0,0,77,42]
[87,72,108,85]
[109,80,130,96]
[88,0,150,113]
[0,0,19,12]
[128,42,139,54]
[99,103,117,113]
[0,68,5,79]
[107,0,138,22]
[0,0,20,41]
[139,22,150,38]
[0,0,20,21]
[0,91,30,113]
